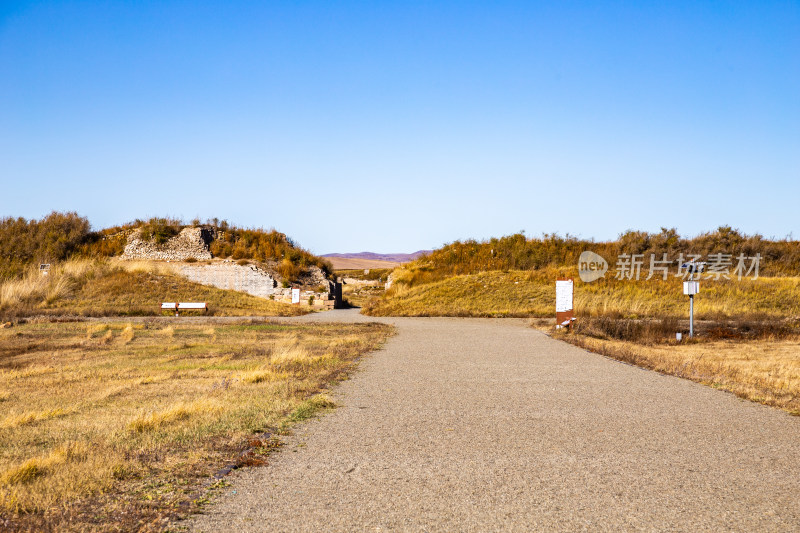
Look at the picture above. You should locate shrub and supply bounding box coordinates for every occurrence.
[0,212,91,279]
[208,225,331,282]
[138,217,182,245]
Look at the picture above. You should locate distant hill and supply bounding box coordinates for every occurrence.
[322,251,431,263]
[321,251,429,271]
[322,251,431,270]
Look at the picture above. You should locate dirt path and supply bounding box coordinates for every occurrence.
[190,310,800,531]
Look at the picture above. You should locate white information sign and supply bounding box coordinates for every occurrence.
[683,281,700,295]
[555,279,574,313]
[291,288,301,304]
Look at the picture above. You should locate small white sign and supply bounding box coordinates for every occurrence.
[555,279,574,312]
[683,281,700,295]
[291,288,301,304]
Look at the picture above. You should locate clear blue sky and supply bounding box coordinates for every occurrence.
[1,1,798,254]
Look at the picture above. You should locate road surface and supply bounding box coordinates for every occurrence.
[191,309,800,531]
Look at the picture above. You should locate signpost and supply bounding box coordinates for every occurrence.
[291,288,301,305]
[683,281,700,338]
[555,278,574,328]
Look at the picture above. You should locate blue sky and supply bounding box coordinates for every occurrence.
[1,1,798,254]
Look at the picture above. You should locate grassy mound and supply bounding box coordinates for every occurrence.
[363,269,800,319]
[0,213,332,284]
[0,260,306,320]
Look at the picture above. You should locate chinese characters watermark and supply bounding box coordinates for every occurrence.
[578,251,761,283]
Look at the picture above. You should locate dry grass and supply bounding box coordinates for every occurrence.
[364,269,800,318]
[0,259,307,321]
[545,317,800,415]
[0,319,392,531]
[364,271,551,317]
[341,282,386,308]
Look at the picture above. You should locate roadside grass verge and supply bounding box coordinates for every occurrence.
[0,259,306,321]
[0,319,393,531]
[544,317,800,415]
[363,269,800,318]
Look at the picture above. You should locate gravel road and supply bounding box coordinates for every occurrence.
[190,309,800,532]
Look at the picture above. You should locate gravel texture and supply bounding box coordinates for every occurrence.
[190,310,800,532]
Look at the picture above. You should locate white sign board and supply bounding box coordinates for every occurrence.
[683,281,700,295]
[291,288,301,304]
[555,279,574,312]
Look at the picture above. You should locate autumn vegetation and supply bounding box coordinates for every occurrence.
[432,227,797,276]
[364,227,800,318]
[0,212,331,282]
[0,320,392,531]
[0,212,395,531]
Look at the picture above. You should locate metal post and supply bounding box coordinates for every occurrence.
[689,294,694,338]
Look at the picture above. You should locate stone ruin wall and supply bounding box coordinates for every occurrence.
[121,227,337,305]
[122,227,213,261]
[177,262,279,298]
[177,261,333,302]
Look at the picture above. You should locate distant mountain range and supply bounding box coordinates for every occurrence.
[322,251,431,263]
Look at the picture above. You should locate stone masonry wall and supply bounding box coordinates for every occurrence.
[122,227,213,261]
[177,261,336,305]
[178,261,279,298]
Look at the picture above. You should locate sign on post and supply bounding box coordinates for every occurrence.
[683,281,700,337]
[291,288,301,304]
[683,281,700,295]
[555,278,574,328]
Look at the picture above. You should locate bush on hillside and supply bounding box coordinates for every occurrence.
[396,227,800,288]
[210,226,331,279]
[0,212,91,279]
[138,217,183,244]
[1,214,327,284]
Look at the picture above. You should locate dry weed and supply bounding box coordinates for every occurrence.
[119,324,135,344]
[128,399,222,432]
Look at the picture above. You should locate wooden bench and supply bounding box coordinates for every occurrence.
[161,302,208,316]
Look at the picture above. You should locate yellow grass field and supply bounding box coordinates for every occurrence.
[364,269,800,319]
[0,319,392,531]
